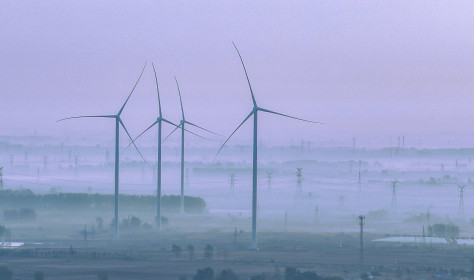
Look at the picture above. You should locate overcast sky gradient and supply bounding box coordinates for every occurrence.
[1,1,474,147]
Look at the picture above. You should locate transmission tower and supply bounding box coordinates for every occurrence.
[296,168,303,197]
[230,173,235,190]
[266,171,273,191]
[391,180,398,208]
[458,184,466,214]
[358,215,365,266]
[0,167,3,190]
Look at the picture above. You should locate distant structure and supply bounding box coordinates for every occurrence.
[9,155,13,168]
[314,205,319,223]
[402,135,405,149]
[296,168,303,196]
[266,171,272,191]
[43,155,48,171]
[230,173,235,190]
[0,167,3,190]
[422,225,426,246]
[339,195,345,209]
[391,180,398,208]
[458,184,466,214]
[359,215,365,265]
[358,160,362,195]
[185,168,190,188]
[74,156,78,177]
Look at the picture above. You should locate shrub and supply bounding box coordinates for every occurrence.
[193,267,214,280]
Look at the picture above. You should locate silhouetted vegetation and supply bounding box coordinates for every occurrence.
[215,269,239,280]
[0,189,206,213]
[204,244,214,260]
[172,244,182,258]
[427,223,460,238]
[3,208,36,221]
[193,267,214,280]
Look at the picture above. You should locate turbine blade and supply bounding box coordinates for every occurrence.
[56,115,115,122]
[162,118,180,128]
[162,123,181,143]
[118,61,147,115]
[152,62,162,117]
[183,127,213,141]
[119,119,150,168]
[233,42,257,107]
[174,76,185,120]
[185,121,223,136]
[258,108,324,124]
[214,110,254,160]
[123,120,159,152]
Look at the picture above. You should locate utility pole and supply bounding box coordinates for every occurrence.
[266,171,272,191]
[422,225,426,247]
[43,156,48,171]
[391,181,398,208]
[359,215,365,266]
[296,168,303,196]
[458,184,466,214]
[230,173,235,190]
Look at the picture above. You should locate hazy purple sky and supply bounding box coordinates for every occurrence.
[1,1,474,147]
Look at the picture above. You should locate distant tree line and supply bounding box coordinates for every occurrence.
[4,208,36,221]
[427,223,460,238]
[188,266,343,280]
[0,189,206,213]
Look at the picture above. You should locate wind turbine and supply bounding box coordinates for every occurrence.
[165,77,220,214]
[216,43,322,249]
[126,63,207,229]
[58,62,148,240]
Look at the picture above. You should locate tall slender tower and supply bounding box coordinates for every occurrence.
[358,160,362,194]
[458,184,466,214]
[0,167,3,191]
[74,156,78,177]
[391,181,398,208]
[43,156,48,171]
[266,171,273,191]
[359,215,365,266]
[230,174,235,190]
[296,168,303,196]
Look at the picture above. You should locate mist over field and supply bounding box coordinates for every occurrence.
[1,1,474,279]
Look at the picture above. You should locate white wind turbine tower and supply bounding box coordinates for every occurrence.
[58,62,149,240]
[165,77,220,214]
[216,43,323,249]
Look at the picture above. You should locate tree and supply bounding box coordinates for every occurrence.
[216,269,239,280]
[172,244,182,258]
[193,267,214,280]
[187,244,195,260]
[204,244,214,260]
